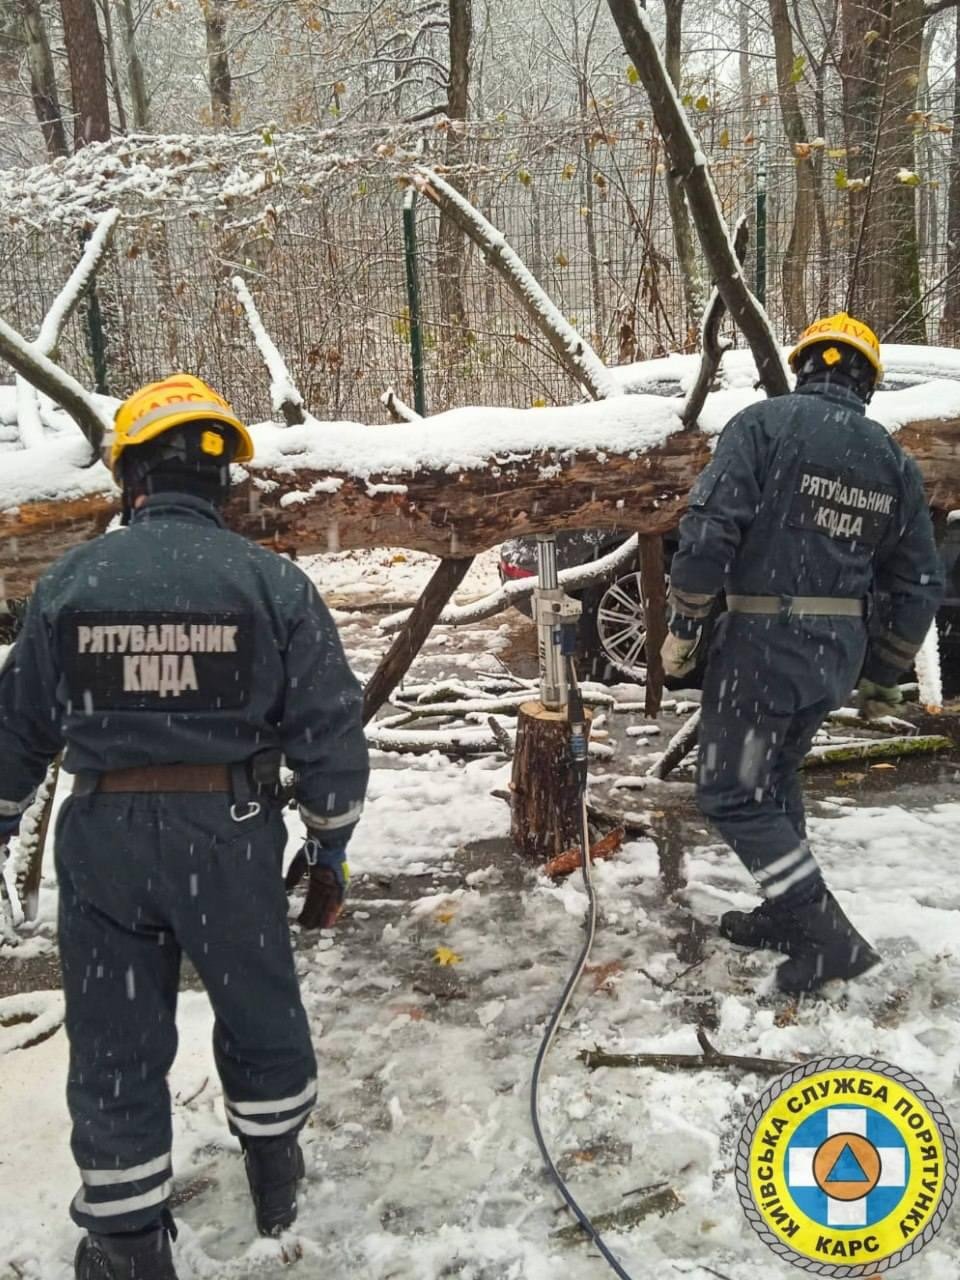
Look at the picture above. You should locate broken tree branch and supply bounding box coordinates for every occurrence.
[681,216,750,429]
[410,166,618,401]
[606,0,790,397]
[0,314,109,458]
[579,1028,796,1076]
[362,556,474,724]
[381,387,423,423]
[802,734,952,767]
[17,209,119,449]
[231,275,306,426]
[552,1187,682,1242]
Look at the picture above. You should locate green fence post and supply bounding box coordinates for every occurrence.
[79,230,110,395]
[403,188,427,417]
[755,127,767,308]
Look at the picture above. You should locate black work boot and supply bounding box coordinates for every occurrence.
[243,1135,305,1236]
[719,898,802,954]
[74,1215,178,1279]
[775,891,881,995]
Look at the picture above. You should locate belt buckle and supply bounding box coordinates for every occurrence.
[778,595,795,624]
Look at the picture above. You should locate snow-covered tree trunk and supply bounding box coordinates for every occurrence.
[232,276,306,426]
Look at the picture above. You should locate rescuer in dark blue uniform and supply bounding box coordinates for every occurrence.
[660,315,943,995]
[0,375,370,1279]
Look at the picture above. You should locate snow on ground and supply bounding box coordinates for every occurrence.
[2,564,960,1278]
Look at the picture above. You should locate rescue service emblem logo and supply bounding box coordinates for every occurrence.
[735,1057,958,1275]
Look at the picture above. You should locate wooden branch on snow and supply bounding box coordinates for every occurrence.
[411,167,617,401]
[681,216,749,429]
[646,708,701,779]
[802,734,952,767]
[579,1028,796,1076]
[552,1187,682,1242]
[232,275,306,426]
[606,0,790,397]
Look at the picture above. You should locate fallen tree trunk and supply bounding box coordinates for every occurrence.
[6,412,960,597]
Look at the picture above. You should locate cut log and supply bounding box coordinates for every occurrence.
[4,414,960,597]
[510,701,593,859]
[543,826,625,879]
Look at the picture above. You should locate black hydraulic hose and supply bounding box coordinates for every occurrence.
[528,662,637,1280]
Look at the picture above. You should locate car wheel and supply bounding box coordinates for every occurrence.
[595,571,648,680]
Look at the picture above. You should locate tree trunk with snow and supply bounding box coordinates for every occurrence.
[17,0,69,159]
[59,0,112,147]
[510,702,592,859]
[606,0,789,397]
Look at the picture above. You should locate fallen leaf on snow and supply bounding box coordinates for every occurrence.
[434,946,463,967]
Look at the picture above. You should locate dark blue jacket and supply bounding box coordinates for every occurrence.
[0,494,369,839]
[670,382,944,686]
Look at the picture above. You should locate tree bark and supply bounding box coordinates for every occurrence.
[606,0,789,397]
[663,0,703,343]
[118,0,150,129]
[59,0,112,147]
[939,12,960,343]
[202,0,232,127]
[769,0,816,335]
[97,0,127,132]
[16,0,69,159]
[842,0,926,341]
[436,0,472,361]
[6,409,960,598]
[510,702,592,859]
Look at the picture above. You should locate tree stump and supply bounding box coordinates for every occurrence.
[510,701,592,859]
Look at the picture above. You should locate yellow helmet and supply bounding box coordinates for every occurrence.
[110,374,254,477]
[788,312,883,383]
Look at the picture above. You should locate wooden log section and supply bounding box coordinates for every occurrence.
[510,702,593,859]
[4,415,960,598]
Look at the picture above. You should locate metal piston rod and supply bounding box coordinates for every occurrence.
[533,534,582,711]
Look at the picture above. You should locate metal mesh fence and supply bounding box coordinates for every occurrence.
[0,110,954,424]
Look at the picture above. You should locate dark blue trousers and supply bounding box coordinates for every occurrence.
[56,792,317,1233]
[695,613,866,905]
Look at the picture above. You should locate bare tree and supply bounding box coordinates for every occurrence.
[59,0,112,146]
[15,0,68,158]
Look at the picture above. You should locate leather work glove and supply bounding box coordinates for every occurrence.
[286,838,349,930]
[660,629,702,679]
[856,678,903,722]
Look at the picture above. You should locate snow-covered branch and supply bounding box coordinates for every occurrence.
[380,534,640,633]
[381,387,423,423]
[0,314,110,458]
[410,166,618,401]
[15,208,119,449]
[231,275,306,426]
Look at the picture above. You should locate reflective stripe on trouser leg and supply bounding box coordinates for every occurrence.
[224,1078,318,1138]
[72,1162,173,1225]
[696,674,829,905]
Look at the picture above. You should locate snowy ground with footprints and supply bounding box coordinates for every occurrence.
[2,548,960,1280]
